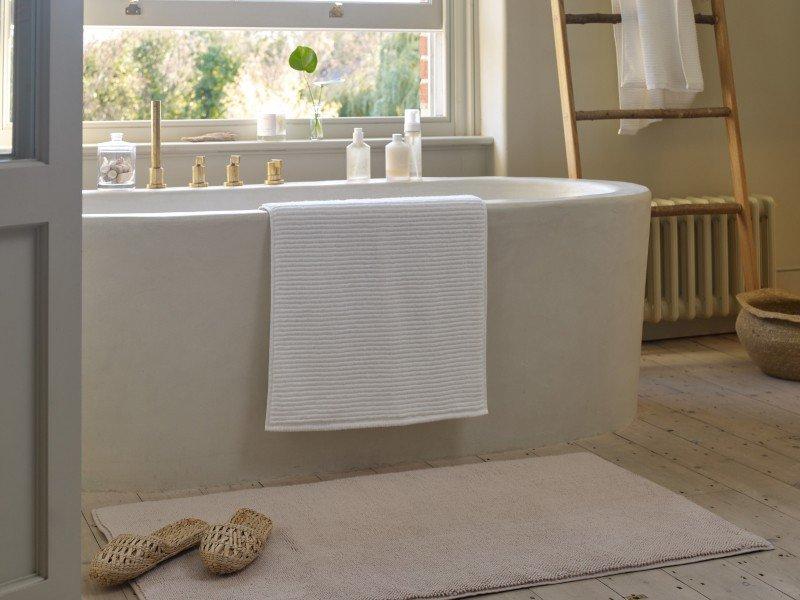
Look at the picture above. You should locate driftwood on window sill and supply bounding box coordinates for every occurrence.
[180,132,238,143]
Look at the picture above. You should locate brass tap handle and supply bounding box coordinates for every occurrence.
[266,159,285,185]
[147,100,166,189]
[189,156,208,188]
[224,155,244,187]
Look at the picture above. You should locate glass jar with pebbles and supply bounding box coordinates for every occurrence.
[97,133,136,189]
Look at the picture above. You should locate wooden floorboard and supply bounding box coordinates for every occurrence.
[601,569,710,599]
[82,335,800,600]
[666,559,794,600]
[638,401,800,476]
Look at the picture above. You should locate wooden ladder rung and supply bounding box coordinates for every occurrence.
[566,12,716,25]
[576,107,731,121]
[651,204,743,218]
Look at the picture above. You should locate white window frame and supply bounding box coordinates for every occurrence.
[82,0,476,143]
[84,0,444,30]
[0,0,13,152]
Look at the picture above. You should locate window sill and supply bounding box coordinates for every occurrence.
[82,136,492,158]
[81,136,493,188]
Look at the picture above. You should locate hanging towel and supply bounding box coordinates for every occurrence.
[261,195,488,431]
[612,0,704,134]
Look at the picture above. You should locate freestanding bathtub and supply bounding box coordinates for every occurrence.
[82,177,651,490]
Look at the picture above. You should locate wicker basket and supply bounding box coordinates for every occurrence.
[736,288,800,381]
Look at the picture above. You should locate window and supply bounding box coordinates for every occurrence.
[82,0,472,143]
[1,0,40,159]
[0,0,13,153]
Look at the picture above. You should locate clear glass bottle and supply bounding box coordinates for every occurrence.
[385,134,411,182]
[404,109,422,181]
[97,132,136,190]
[347,128,371,182]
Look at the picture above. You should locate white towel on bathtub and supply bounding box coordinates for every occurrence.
[260,195,488,431]
[262,196,487,431]
[612,0,704,134]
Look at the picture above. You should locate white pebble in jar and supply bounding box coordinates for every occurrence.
[97,132,136,190]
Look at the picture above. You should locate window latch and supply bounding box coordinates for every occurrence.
[329,2,344,18]
[125,1,142,16]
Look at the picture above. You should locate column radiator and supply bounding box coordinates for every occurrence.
[644,195,776,325]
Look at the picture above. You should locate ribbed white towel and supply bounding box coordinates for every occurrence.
[261,195,487,431]
[612,0,704,134]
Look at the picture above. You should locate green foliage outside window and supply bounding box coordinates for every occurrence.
[334,33,420,118]
[191,41,242,119]
[83,29,423,121]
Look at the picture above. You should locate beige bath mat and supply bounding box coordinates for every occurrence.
[93,453,770,600]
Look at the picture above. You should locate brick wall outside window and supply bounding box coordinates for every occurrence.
[419,33,430,111]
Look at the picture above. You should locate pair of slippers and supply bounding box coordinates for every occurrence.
[89,508,273,586]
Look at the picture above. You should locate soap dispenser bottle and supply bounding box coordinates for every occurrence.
[404,109,422,181]
[346,127,371,182]
[385,133,410,182]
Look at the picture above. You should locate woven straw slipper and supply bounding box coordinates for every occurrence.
[200,508,273,575]
[89,518,209,586]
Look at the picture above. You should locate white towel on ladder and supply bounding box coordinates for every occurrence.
[261,195,488,432]
[612,0,704,134]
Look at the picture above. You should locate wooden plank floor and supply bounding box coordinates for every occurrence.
[82,334,800,600]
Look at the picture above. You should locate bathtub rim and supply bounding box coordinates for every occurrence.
[82,176,650,217]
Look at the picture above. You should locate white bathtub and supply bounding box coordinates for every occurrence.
[82,177,651,490]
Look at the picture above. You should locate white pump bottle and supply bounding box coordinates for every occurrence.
[404,109,422,181]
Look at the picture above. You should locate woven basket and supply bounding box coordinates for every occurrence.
[736,288,800,381]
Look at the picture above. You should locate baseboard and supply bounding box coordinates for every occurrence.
[642,316,737,341]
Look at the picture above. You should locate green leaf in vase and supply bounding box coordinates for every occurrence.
[289,46,318,74]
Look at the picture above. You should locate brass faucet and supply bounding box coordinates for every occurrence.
[224,155,244,187]
[189,156,208,188]
[147,100,166,189]
[266,159,284,185]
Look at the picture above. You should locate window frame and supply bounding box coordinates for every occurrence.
[81,0,476,144]
[0,0,13,152]
[84,0,444,30]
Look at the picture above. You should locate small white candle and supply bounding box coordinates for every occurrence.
[258,111,287,141]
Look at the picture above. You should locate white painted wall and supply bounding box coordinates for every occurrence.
[479,0,800,293]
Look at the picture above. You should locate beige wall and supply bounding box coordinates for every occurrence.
[480,0,800,292]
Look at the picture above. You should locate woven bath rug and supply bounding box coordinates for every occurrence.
[93,453,770,600]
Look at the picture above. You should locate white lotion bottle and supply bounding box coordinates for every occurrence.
[346,127,371,182]
[404,109,422,181]
[385,133,411,182]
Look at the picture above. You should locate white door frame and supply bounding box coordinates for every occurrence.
[0,0,83,599]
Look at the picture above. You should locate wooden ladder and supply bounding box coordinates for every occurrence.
[551,0,760,291]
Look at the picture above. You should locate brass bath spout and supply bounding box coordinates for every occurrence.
[147,100,166,189]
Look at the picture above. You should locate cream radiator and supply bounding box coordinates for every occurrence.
[644,195,776,324]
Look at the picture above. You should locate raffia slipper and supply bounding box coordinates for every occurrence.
[88,518,209,586]
[199,508,273,575]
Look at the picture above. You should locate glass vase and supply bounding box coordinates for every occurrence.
[309,107,324,140]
